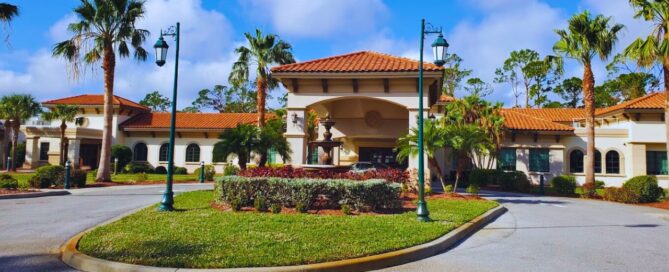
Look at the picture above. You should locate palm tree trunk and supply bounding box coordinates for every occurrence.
[453,153,467,193]
[60,121,67,166]
[427,157,446,192]
[239,153,248,170]
[256,78,267,127]
[583,61,596,186]
[96,46,115,182]
[663,56,669,175]
[10,121,19,171]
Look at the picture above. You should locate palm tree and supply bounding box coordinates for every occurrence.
[0,94,41,171]
[53,0,149,181]
[0,3,18,23]
[255,117,291,166]
[553,11,623,186]
[229,29,295,127]
[213,124,259,170]
[41,105,80,165]
[624,0,669,173]
[443,124,490,192]
[395,119,448,191]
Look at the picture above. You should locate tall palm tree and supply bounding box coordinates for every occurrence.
[42,105,80,165]
[624,0,669,172]
[213,124,259,170]
[53,0,149,181]
[396,119,448,191]
[0,3,18,23]
[553,11,623,186]
[0,94,41,171]
[229,29,295,127]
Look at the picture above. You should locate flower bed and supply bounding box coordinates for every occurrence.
[237,165,409,183]
[215,176,401,212]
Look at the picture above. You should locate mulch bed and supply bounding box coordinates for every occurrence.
[212,192,486,216]
[0,188,41,195]
[640,199,669,211]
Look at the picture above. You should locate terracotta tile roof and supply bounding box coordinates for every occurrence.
[43,94,149,112]
[596,92,665,116]
[271,51,444,73]
[501,110,574,131]
[120,112,261,130]
[503,108,586,122]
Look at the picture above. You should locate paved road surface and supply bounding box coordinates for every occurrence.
[0,183,211,272]
[378,191,669,272]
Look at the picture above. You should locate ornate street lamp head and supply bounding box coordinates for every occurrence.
[154,34,169,67]
[431,33,449,67]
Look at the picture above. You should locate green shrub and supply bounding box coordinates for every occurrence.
[70,169,88,188]
[111,145,132,171]
[174,166,188,175]
[444,184,454,193]
[230,196,242,211]
[341,204,352,215]
[425,186,432,196]
[223,164,238,176]
[296,203,308,213]
[270,204,281,214]
[214,176,401,212]
[124,162,154,174]
[468,169,499,186]
[254,195,268,212]
[498,171,531,193]
[603,187,640,204]
[595,180,605,189]
[13,142,26,167]
[154,166,167,174]
[29,165,65,188]
[550,175,577,196]
[0,174,18,189]
[622,176,665,203]
[466,184,480,195]
[194,165,216,181]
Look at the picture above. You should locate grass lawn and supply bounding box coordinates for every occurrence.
[85,173,199,183]
[78,190,498,268]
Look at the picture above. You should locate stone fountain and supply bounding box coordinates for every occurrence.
[308,114,343,166]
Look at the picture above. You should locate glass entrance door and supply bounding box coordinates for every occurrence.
[358,147,407,169]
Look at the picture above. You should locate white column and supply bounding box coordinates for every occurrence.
[285,108,307,166]
[23,136,40,169]
[68,139,81,167]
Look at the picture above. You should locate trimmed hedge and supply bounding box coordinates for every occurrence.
[154,166,167,174]
[29,165,65,188]
[174,166,188,175]
[0,174,18,189]
[622,175,665,203]
[602,187,640,203]
[550,175,577,196]
[124,162,154,174]
[238,166,409,184]
[194,165,216,181]
[70,169,88,188]
[215,176,401,212]
[111,145,132,171]
[468,169,530,193]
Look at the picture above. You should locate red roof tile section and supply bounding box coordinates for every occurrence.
[501,110,574,131]
[596,92,665,116]
[120,112,260,130]
[43,94,149,112]
[503,108,586,122]
[271,51,444,73]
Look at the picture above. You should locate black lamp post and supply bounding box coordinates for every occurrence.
[416,19,448,222]
[154,22,180,212]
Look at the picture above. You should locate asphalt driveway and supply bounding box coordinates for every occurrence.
[378,191,669,272]
[0,183,212,272]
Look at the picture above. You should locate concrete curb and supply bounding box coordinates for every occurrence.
[61,205,507,272]
[0,190,70,200]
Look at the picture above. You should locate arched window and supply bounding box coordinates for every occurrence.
[133,143,148,161]
[605,151,620,174]
[594,150,602,173]
[159,143,169,162]
[569,150,584,173]
[185,144,200,162]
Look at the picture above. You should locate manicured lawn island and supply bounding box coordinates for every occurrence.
[77,189,497,268]
[84,173,200,184]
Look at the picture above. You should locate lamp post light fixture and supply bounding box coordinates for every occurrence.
[64,160,71,189]
[114,157,118,175]
[416,19,448,222]
[154,22,181,212]
[199,161,205,183]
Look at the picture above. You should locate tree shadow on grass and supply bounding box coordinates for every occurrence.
[93,239,208,268]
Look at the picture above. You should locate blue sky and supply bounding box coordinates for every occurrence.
[0,0,655,109]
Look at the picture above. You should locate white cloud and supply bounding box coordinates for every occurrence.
[0,0,239,109]
[446,0,566,104]
[242,0,389,38]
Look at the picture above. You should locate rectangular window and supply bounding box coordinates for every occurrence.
[498,148,516,171]
[39,142,50,161]
[267,148,277,164]
[308,146,318,164]
[529,148,550,172]
[646,151,668,175]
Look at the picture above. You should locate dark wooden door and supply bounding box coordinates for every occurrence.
[358,147,407,169]
[79,144,100,169]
